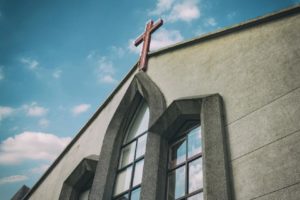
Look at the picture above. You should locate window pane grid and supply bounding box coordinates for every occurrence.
[113,101,149,200]
[114,131,147,199]
[113,184,142,200]
[121,131,147,148]
[115,134,145,197]
[167,125,202,200]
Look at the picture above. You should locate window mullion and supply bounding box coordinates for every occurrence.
[185,135,188,196]
[128,138,139,199]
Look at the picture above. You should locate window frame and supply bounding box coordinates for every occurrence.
[167,124,203,200]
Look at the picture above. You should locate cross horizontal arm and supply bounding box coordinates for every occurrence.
[150,18,163,34]
[134,34,144,47]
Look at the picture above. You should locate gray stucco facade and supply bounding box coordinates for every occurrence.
[18,5,300,200]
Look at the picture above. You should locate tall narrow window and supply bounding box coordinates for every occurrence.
[113,101,149,200]
[167,125,203,200]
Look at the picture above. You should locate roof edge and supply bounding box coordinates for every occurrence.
[149,4,300,57]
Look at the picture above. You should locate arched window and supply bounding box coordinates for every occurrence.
[113,101,149,200]
[167,125,203,200]
[89,72,166,200]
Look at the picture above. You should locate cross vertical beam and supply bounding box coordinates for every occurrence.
[134,19,163,71]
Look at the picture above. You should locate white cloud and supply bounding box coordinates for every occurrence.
[150,28,184,50]
[29,164,50,174]
[52,69,62,79]
[71,104,91,116]
[96,57,118,84]
[149,0,175,15]
[0,131,71,165]
[167,0,200,22]
[87,52,118,84]
[0,106,14,121]
[205,17,217,26]
[97,57,115,74]
[23,102,48,117]
[100,75,118,84]
[0,67,4,80]
[150,0,200,23]
[128,39,142,54]
[20,57,39,70]
[39,118,49,127]
[0,175,28,185]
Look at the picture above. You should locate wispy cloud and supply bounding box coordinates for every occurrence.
[52,69,62,79]
[0,131,71,165]
[128,39,141,54]
[0,175,28,185]
[71,104,91,116]
[128,28,183,53]
[0,106,14,121]
[110,46,125,58]
[96,56,118,84]
[151,28,183,50]
[227,12,237,20]
[29,164,50,174]
[87,52,118,84]
[38,118,49,128]
[0,66,4,80]
[150,0,200,23]
[20,57,39,70]
[100,75,118,84]
[23,102,48,117]
[205,17,217,27]
[149,0,174,15]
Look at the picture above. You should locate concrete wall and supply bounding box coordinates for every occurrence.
[28,8,300,200]
[146,11,300,200]
[29,73,136,200]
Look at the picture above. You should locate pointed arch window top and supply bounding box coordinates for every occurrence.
[124,101,150,144]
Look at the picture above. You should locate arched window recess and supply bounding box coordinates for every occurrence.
[89,72,166,200]
[148,94,232,200]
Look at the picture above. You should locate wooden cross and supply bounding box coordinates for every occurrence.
[134,19,163,71]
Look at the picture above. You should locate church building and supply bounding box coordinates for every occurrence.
[13,5,300,200]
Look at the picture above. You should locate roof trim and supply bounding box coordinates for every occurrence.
[149,4,300,57]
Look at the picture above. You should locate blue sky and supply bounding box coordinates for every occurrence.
[0,0,299,199]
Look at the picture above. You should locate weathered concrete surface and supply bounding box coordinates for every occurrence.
[28,72,136,200]
[228,87,300,160]
[147,12,300,125]
[255,182,300,200]
[231,130,300,200]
